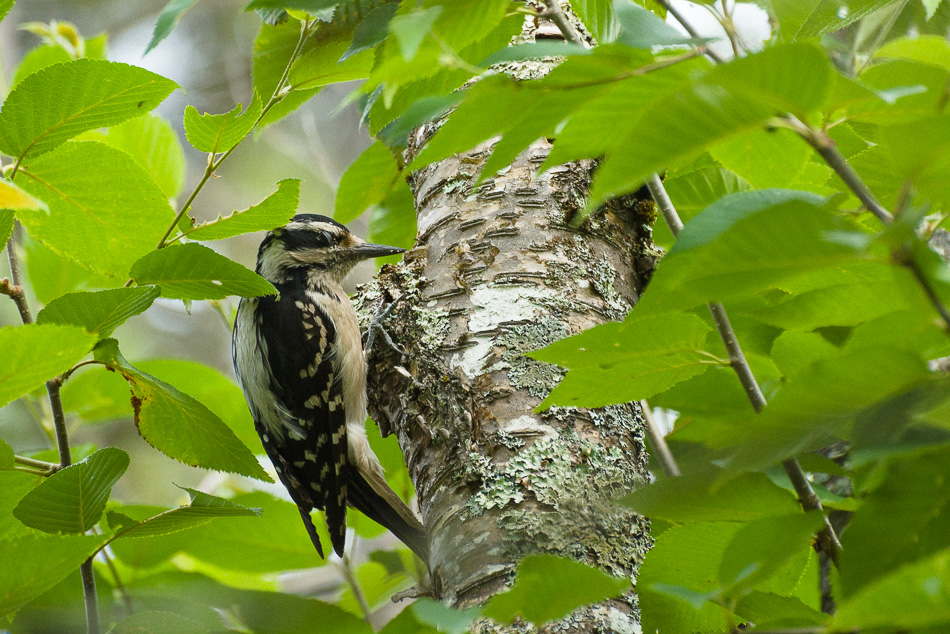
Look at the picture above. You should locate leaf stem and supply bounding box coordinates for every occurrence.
[13,455,61,474]
[150,17,314,255]
[340,549,375,628]
[646,174,843,570]
[640,400,680,477]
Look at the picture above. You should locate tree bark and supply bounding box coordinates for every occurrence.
[358,137,657,631]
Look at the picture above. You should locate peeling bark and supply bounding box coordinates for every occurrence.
[357,138,657,631]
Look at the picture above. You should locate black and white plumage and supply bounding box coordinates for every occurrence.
[232,214,427,560]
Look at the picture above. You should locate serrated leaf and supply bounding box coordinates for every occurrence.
[36,286,161,338]
[587,45,831,209]
[569,0,619,43]
[483,554,631,624]
[253,19,321,128]
[246,0,341,10]
[186,178,299,241]
[709,129,812,189]
[0,534,106,618]
[834,549,950,630]
[0,324,97,409]
[145,0,201,54]
[0,177,47,213]
[183,96,262,154]
[340,3,399,62]
[85,113,187,198]
[60,366,135,423]
[0,0,13,24]
[109,489,260,540]
[13,448,130,534]
[876,35,950,71]
[621,470,800,523]
[335,141,400,224]
[533,313,712,409]
[11,46,71,90]
[0,59,178,160]
[15,140,176,277]
[771,0,896,42]
[288,33,374,91]
[130,243,276,300]
[93,339,270,481]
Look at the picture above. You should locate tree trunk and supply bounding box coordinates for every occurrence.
[358,137,657,631]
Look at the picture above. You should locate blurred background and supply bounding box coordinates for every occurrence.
[0,0,376,507]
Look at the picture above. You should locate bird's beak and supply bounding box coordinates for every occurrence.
[350,242,406,260]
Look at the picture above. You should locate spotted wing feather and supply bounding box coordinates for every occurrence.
[254,287,349,557]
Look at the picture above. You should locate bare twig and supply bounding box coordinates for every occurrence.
[340,550,375,628]
[640,400,681,477]
[13,455,60,474]
[654,0,725,63]
[542,0,583,45]
[3,224,33,324]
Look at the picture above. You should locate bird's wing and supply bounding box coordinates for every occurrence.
[255,289,349,557]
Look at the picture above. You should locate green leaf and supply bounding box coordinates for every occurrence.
[288,33,374,91]
[534,313,711,409]
[921,0,943,19]
[253,19,321,128]
[621,470,800,523]
[335,141,401,224]
[0,177,47,213]
[183,96,262,154]
[876,35,950,71]
[0,534,106,618]
[145,0,201,54]
[709,129,812,189]
[0,0,13,24]
[479,41,592,66]
[840,447,950,597]
[0,324,97,409]
[187,178,300,241]
[84,113,187,198]
[60,365,134,423]
[93,339,271,481]
[110,611,209,634]
[770,0,897,41]
[13,448,129,534]
[614,1,713,48]
[389,6,443,61]
[588,45,831,208]
[733,591,826,629]
[569,0,619,43]
[130,243,277,300]
[0,439,13,469]
[109,488,260,540]
[0,59,178,160]
[341,3,400,62]
[16,140,176,277]
[37,287,161,338]
[719,513,825,593]
[834,549,950,630]
[245,0,341,11]
[368,176,417,251]
[483,554,631,624]
[11,45,72,88]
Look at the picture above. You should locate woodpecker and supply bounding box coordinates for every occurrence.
[232,214,427,561]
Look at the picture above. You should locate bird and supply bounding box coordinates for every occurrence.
[232,214,427,561]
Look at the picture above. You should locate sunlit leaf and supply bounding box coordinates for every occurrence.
[37,286,161,338]
[145,0,201,54]
[0,324,96,409]
[186,179,300,241]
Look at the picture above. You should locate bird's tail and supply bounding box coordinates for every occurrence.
[348,468,428,563]
[297,505,325,559]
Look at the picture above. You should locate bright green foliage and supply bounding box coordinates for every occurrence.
[130,243,277,300]
[110,611,208,634]
[246,0,341,10]
[769,0,897,42]
[184,96,262,154]
[335,141,401,223]
[186,178,300,241]
[0,534,106,618]
[15,141,176,277]
[0,324,96,409]
[0,439,12,469]
[253,19,321,127]
[0,178,46,214]
[13,448,130,534]
[569,0,619,43]
[107,488,260,540]
[145,0,202,54]
[0,0,13,24]
[288,33,374,91]
[93,339,271,481]
[84,113,187,198]
[9,46,72,87]
[36,287,161,338]
[0,59,178,161]
[483,554,631,625]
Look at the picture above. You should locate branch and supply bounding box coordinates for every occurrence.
[13,455,60,475]
[640,400,681,477]
[542,0,583,45]
[3,226,33,324]
[646,175,843,570]
[654,0,725,63]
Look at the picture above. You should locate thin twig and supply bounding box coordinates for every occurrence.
[340,550,375,628]
[3,223,33,324]
[654,0,724,63]
[14,455,60,474]
[542,0,582,45]
[640,400,681,477]
[646,176,843,572]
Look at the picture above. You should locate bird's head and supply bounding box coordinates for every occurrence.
[256,214,405,286]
